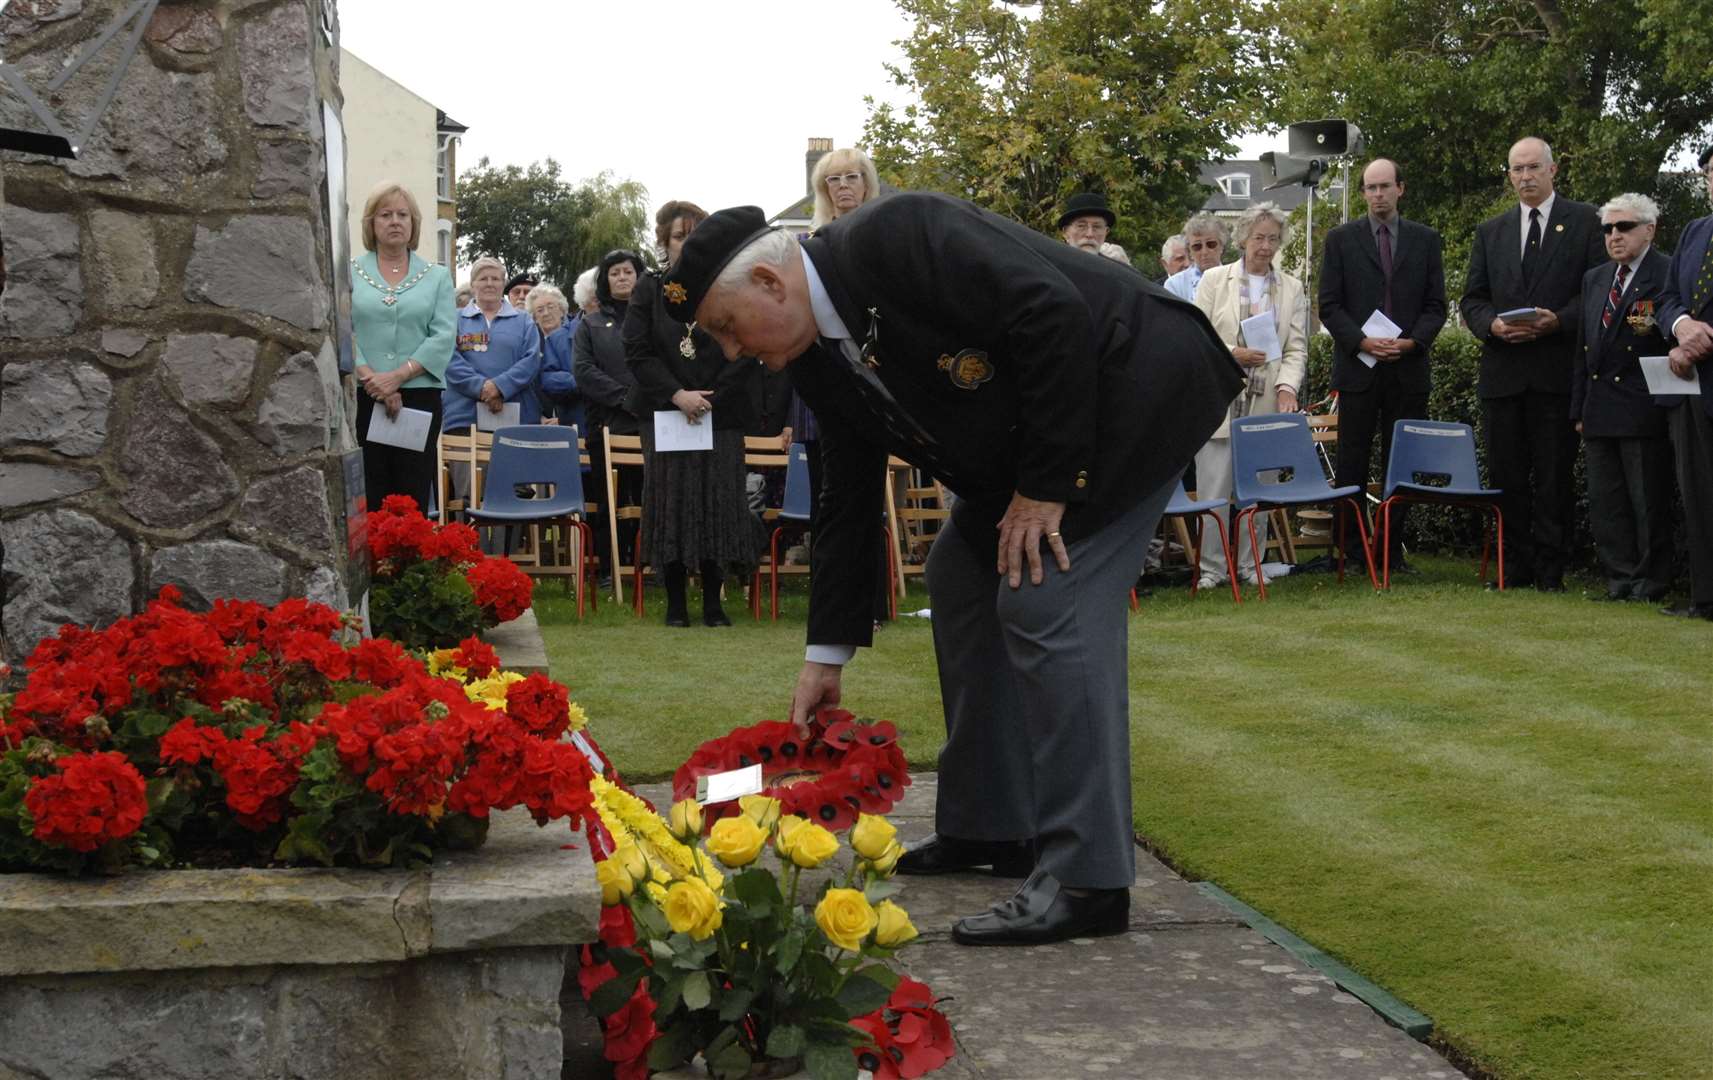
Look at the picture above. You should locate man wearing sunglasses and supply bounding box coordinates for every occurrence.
[1460,137,1605,592]
[1570,194,1673,602]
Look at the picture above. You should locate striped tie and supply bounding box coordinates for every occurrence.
[1602,264,1629,329]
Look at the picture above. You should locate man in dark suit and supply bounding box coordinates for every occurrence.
[1460,137,1606,591]
[1656,146,1713,621]
[1570,194,1675,601]
[1319,158,1448,568]
[665,198,1242,945]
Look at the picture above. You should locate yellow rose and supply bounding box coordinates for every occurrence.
[774,815,808,857]
[664,877,724,940]
[739,794,782,830]
[864,838,905,877]
[779,818,839,868]
[815,888,878,951]
[706,815,767,868]
[596,858,633,906]
[614,840,649,885]
[850,814,898,860]
[873,899,918,948]
[668,799,705,842]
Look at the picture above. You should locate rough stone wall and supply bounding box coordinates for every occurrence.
[0,946,573,1080]
[0,0,352,663]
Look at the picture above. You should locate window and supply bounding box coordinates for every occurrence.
[436,134,453,200]
[436,219,453,268]
[1218,174,1250,200]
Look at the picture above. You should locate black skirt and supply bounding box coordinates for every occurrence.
[638,424,755,570]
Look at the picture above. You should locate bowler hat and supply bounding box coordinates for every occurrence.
[1057,192,1115,230]
[660,206,775,323]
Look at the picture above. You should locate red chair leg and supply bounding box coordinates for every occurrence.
[1129,588,1139,612]
[1204,511,1241,604]
[1493,505,1506,591]
[1343,499,1380,589]
[1244,508,1269,600]
[632,529,645,618]
[769,526,784,621]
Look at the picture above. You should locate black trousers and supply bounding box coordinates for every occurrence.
[1483,391,1578,582]
[1668,402,1713,604]
[1584,434,1674,599]
[1335,377,1429,561]
[804,439,891,620]
[355,386,443,515]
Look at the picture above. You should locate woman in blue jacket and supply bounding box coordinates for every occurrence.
[443,256,541,501]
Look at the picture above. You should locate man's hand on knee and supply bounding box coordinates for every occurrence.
[997,493,1070,588]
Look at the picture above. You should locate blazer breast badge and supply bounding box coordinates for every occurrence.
[1625,298,1657,334]
[938,349,994,390]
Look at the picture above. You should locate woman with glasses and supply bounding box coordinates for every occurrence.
[1192,202,1310,590]
[625,201,760,627]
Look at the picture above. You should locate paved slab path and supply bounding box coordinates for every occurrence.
[564,776,1466,1079]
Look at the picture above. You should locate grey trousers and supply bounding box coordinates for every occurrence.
[924,478,1175,890]
[1584,434,1674,599]
[1668,403,1713,605]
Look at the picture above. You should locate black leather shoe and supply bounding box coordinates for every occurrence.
[664,612,690,628]
[1589,589,1628,602]
[1661,602,1713,621]
[1536,576,1566,593]
[951,869,1129,946]
[897,834,1035,877]
[702,610,732,627]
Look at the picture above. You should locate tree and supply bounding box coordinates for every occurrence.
[862,0,1272,255]
[456,159,653,285]
[1259,0,1713,287]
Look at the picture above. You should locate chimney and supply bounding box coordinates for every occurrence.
[805,137,833,196]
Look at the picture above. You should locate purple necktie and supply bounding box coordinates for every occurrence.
[1377,223,1394,318]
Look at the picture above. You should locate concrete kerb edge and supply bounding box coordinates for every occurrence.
[1194,881,1436,1040]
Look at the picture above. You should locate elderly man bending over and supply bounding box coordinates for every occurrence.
[664,195,1241,946]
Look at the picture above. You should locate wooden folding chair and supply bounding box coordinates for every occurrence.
[436,429,492,524]
[602,429,647,612]
[744,436,793,620]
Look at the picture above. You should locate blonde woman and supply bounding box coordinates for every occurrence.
[1192,202,1309,588]
[350,181,456,511]
[809,146,882,230]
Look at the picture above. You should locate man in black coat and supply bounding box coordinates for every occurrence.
[1319,158,1448,568]
[1460,137,1606,591]
[665,197,1242,946]
[1656,146,1713,621]
[1570,194,1675,601]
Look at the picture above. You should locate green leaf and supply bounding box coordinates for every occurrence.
[707,1039,753,1080]
[835,971,893,1018]
[861,880,902,904]
[765,1023,807,1059]
[144,777,175,812]
[654,974,683,1016]
[587,967,644,1018]
[852,964,899,992]
[804,1039,859,1080]
[645,1022,697,1071]
[731,867,784,910]
[681,970,711,1011]
[717,987,756,1023]
[649,939,677,963]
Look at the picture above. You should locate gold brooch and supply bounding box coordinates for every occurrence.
[664,281,688,304]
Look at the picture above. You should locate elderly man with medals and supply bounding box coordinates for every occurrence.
[666,196,1242,945]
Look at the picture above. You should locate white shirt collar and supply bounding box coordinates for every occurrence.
[1615,244,1652,274]
[798,242,852,341]
[1523,192,1556,227]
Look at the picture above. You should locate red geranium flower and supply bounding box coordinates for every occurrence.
[602,980,658,1073]
[465,557,533,623]
[505,674,570,739]
[450,636,501,678]
[24,751,149,852]
[159,717,229,766]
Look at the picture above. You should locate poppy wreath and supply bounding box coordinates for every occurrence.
[669,709,911,834]
[366,494,534,650]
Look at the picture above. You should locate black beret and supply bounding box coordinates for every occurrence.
[1057,192,1115,230]
[1700,145,1712,170]
[504,272,539,295]
[660,206,774,323]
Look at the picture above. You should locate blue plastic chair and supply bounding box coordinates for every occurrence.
[1379,420,1505,590]
[465,424,597,616]
[1165,481,1242,603]
[1229,413,1378,599]
[769,443,814,620]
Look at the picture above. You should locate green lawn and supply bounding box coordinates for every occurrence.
[534,557,1713,1080]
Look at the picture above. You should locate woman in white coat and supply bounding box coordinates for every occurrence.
[1192,202,1309,588]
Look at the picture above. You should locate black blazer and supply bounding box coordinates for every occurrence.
[1570,249,1672,438]
[572,300,639,435]
[791,192,1243,648]
[1658,213,1713,419]
[623,272,757,431]
[1460,197,1606,398]
[1318,217,1448,394]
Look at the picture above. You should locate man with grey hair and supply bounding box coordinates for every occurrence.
[1160,234,1189,277]
[1165,213,1228,301]
[662,197,1242,946]
[1570,193,1673,600]
[1460,136,1604,591]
